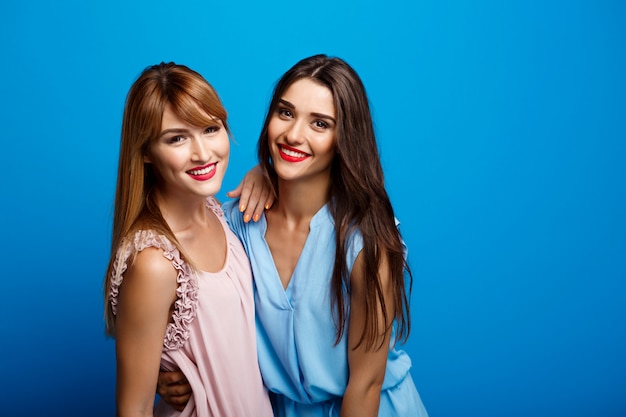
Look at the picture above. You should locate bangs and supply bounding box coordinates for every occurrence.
[168,84,228,132]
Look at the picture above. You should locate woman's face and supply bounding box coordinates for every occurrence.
[267,78,337,184]
[145,104,230,200]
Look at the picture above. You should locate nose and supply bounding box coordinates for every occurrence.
[285,119,306,145]
[191,137,209,162]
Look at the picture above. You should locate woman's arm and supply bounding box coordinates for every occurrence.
[115,247,178,417]
[340,252,394,417]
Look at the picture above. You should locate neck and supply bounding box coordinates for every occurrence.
[156,190,211,234]
[271,175,330,223]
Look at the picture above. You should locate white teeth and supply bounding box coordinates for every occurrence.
[188,165,215,175]
[281,146,307,158]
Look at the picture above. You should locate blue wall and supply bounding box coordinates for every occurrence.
[1,1,624,415]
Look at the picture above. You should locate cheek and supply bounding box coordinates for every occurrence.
[317,135,337,156]
[219,135,230,158]
[149,152,178,173]
[267,117,281,141]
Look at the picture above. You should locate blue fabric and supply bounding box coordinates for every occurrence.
[223,200,428,416]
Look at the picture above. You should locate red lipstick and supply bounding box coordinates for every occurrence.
[278,144,310,163]
[187,163,217,181]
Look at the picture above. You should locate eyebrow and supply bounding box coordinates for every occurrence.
[278,99,336,123]
[158,128,188,138]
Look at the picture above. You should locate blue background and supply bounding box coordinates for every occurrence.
[1,0,624,416]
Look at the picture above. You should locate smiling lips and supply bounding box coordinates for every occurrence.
[187,163,217,181]
[278,144,310,162]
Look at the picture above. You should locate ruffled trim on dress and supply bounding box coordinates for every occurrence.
[109,230,199,351]
[205,196,224,218]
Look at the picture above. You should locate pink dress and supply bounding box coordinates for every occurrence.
[109,197,272,417]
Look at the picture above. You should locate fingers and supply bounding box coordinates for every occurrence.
[226,182,243,199]
[158,370,187,386]
[164,393,192,412]
[238,182,256,223]
[157,371,192,411]
[163,382,192,396]
[253,188,274,220]
[226,165,274,222]
[242,183,275,223]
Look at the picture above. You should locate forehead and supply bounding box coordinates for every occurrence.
[161,104,184,127]
[160,103,215,129]
[282,78,335,116]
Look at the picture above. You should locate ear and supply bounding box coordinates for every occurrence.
[143,153,151,163]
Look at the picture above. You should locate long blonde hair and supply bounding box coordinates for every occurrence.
[103,62,229,336]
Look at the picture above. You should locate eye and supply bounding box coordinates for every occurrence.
[167,135,186,144]
[204,124,221,134]
[313,120,329,129]
[277,108,293,119]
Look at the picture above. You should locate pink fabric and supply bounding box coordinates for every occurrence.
[110,197,272,417]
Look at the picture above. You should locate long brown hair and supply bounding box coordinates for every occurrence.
[104,62,229,336]
[258,55,412,350]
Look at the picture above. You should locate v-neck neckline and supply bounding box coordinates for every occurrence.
[261,204,329,298]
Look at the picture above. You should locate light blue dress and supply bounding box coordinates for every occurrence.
[224,200,428,417]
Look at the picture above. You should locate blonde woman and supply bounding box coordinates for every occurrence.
[104,62,273,417]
